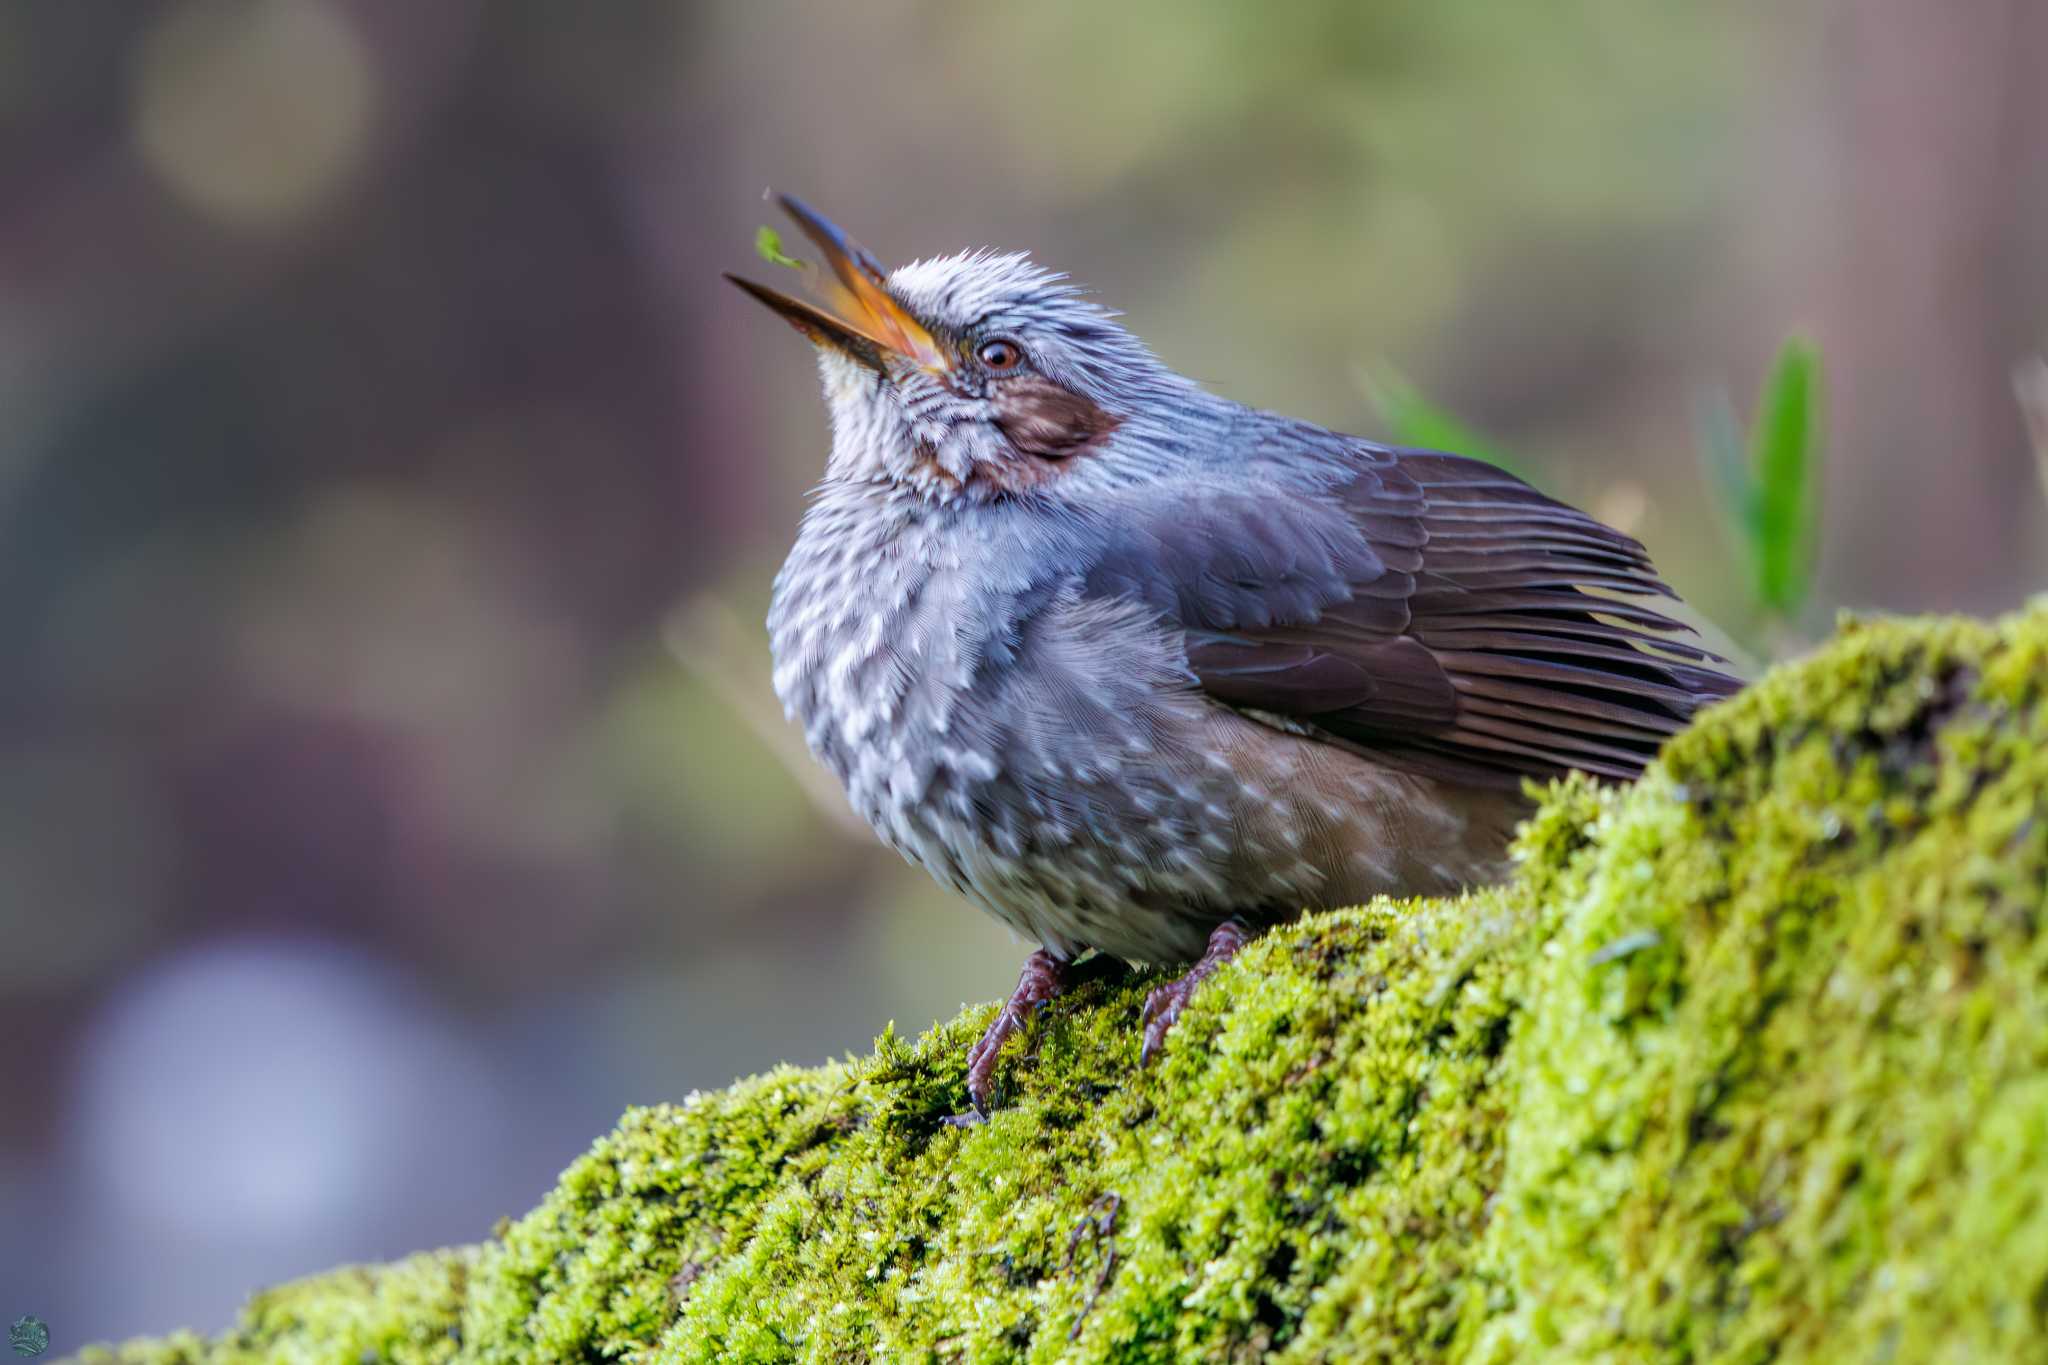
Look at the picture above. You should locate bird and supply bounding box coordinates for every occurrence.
[727,195,1742,1119]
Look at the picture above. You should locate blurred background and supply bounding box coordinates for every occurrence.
[4,0,2046,1346]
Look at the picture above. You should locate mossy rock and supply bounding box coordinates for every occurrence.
[81,603,2048,1364]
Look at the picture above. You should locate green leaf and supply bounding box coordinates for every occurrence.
[754,225,806,271]
[1746,336,1825,615]
[1360,366,1527,480]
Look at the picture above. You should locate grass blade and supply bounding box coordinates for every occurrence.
[1747,337,1825,614]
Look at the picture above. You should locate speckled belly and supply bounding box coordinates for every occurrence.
[890,698,1529,967]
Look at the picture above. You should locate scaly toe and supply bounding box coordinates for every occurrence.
[957,949,1074,1118]
[961,1007,1023,1115]
[1138,983,1191,1066]
[964,1032,994,1076]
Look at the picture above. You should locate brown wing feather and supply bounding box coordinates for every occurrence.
[1158,447,1742,789]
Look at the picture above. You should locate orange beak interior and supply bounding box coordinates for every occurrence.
[725,195,950,372]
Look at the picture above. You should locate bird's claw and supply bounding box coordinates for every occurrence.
[1138,978,1196,1066]
[953,948,1071,1120]
[1135,918,1254,1068]
[962,1003,1026,1116]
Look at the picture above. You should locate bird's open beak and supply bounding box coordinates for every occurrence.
[725,195,951,372]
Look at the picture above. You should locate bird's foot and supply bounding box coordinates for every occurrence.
[1139,919,1254,1066]
[946,949,1071,1124]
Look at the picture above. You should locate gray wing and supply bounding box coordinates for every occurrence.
[1082,446,1742,789]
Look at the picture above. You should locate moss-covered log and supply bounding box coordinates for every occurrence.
[82,603,2048,1363]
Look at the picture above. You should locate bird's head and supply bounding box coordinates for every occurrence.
[727,195,1196,502]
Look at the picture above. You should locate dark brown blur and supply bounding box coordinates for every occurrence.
[3,0,2044,1344]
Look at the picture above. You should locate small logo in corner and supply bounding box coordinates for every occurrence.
[7,1316,48,1358]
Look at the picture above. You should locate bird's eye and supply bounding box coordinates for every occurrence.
[977,338,1024,371]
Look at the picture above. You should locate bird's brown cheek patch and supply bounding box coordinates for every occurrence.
[992,376,1122,473]
[911,376,1123,496]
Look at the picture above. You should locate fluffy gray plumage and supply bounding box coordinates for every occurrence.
[735,199,1739,1093]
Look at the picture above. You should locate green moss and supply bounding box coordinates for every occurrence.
[79,603,2048,1364]
[1466,606,2048,1363]
[76,1250,474,1365]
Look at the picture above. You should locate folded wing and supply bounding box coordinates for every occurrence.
[1083,446,1743,789]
